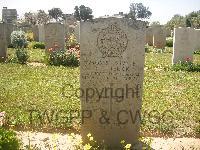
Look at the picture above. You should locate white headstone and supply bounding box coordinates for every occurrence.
[80,17,146,148]
[172,27,195,64]
[0,23,7,61]
[38,24,45,42]
[44,23,65,51]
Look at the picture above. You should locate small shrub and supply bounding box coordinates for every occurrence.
[65,52,80,67]
[166,37,173,47]
[32,42,45,49]
[172,61,200,72]
[46,49,79,67]
[16,49,29,64]
[0,127,21,150]
[11,31,28,49]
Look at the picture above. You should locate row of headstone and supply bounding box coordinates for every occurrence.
[80,17,146,148]
[32,22,80,45]
[0,22,66,60]
[172,27,200,64]
[32,25,45,42]
[145,25,166,49]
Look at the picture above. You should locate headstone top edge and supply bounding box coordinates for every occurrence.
[80,17,146,30]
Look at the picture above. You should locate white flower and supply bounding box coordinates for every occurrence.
[0,111,6,126]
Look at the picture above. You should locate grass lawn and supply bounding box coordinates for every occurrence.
[0,48,200,137]
[8,48,46,63]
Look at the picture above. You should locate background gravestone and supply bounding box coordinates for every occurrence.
[80,17,145,148]
[193,29,200,51]
[0,23,7,61]
[153,25,166,49]
[44,23,65,51]
[146,27,153,46]
[172,27,194,64]
[38,25,45,42]
[6,23,15,46]
[74,22,80,43]
[172,27,200,64]
[32,25,39,42]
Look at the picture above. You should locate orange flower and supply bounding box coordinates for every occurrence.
[48,48,53,52]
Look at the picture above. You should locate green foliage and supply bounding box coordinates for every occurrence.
[74,5,93,21]
[32,42,45,49]
[194,50,200,55]
[0,127,21,150]
[165,10,200,30]
[185,10,200,29]
[8,48,45,63]
[172,61,200,72]
[126,2,152,20]
[46,49,79,67]
[48,8,63,22]
[165,14,185,31]
[24,12,37,25]
[24,10,49,25]
[74,6,80,21]
[37,10,50,24]
[166,37,173,47]
[16,49,29,64]
[11,31,28,49]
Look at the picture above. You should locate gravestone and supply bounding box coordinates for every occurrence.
[145,27,153,46]
[153,25,166,49]
[80,17,146,148]
[194,29,200,51]
[0,23,7,61]
[44,23,65,51]
[172,27,200,64]
[74,22,80,43]
[32,25,39,41]
[38,25,45,42]
[6,23,15,46]
[172,27,194,64]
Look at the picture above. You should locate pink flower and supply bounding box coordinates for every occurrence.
[185,57,191,62]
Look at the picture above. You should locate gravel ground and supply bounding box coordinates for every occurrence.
[16,131,200,150]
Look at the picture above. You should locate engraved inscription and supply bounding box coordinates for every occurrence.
[97,23,128,58]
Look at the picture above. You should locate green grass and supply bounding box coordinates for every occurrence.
[8,48,45,63]
[0,48,200,137]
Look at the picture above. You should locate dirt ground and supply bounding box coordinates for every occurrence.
[16,131,200,150]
